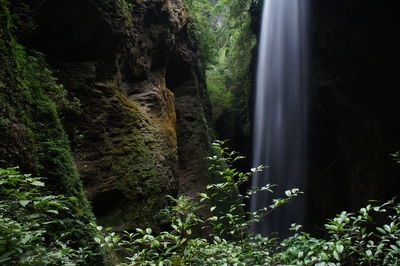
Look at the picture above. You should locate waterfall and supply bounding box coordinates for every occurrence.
[251,0,308,236]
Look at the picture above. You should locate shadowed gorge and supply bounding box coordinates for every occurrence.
[306,0,400,232]
[3,0,211,232]
[1,0,399,264]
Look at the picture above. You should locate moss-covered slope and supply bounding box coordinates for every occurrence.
[11,0,211,231]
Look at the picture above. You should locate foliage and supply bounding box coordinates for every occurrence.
[97,141,300,265]
[0,0,86,204]
[269,201,400,265]
[0,2,106,264]
[206,53,233,121]
[390,151,400,164]
[95,142,400,265]
[0,167,105,265]
[184,0,255,145]
[205,140,301,240]
[115,0,135,19]
[183,0,218,68]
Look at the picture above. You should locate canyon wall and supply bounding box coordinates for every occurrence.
[1,0,211,231]
[308,0,400,230]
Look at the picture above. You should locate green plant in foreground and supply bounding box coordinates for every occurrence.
[0,167,103,265]
[205,140,301,241]
[269,200,400,265]
[97,140,301,265]
[97,142,400,266]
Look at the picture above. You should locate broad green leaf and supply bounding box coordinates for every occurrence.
[333,250,340,261]
[376,227,386,234]
[336,244,344,253]
[19,200,31,207]
[21,234,32,244]
[384,224,391,232]
[31,181,45,187]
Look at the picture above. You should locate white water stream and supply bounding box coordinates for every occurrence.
[251,0,308,236]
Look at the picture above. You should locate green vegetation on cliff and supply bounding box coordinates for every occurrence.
[0,1,106,264]
[185,0,255,134]
[0,0,85,203]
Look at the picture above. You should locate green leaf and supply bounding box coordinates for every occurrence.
[31,181,45,187]
[0,251,14,263]
[19,200,31,207]
[183,248,190,256]
[199,193,210,199]
[46,210,59,214]
[376,227,386,234]
[333,250,340,261]
[384,224,391,232]
[336,244,344,253]
[21,234,32,244]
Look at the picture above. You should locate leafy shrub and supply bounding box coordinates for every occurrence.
[97,142,400,266]
[183,0,219,68]
[97,141,300,265]
[269,201,400,265]
[0,167,103,265]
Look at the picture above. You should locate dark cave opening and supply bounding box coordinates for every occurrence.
[91,189,125,218]
[165,53,192,92]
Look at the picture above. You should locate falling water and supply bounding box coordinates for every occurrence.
[251,0,308,236]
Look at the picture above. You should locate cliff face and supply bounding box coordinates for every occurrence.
[308,0,400,229]
[11,0,210,230]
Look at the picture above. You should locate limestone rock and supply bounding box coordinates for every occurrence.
[28,0,210,230]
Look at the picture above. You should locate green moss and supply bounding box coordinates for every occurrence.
[0,1,111,263]
[0,0,93,220]
[100,91,169,229]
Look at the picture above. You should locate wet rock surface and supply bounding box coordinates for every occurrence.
[307,0,400,232]
[26,0,210,230]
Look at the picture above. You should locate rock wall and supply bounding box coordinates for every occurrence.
[24,0,210,230]
[307,0,400,230]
